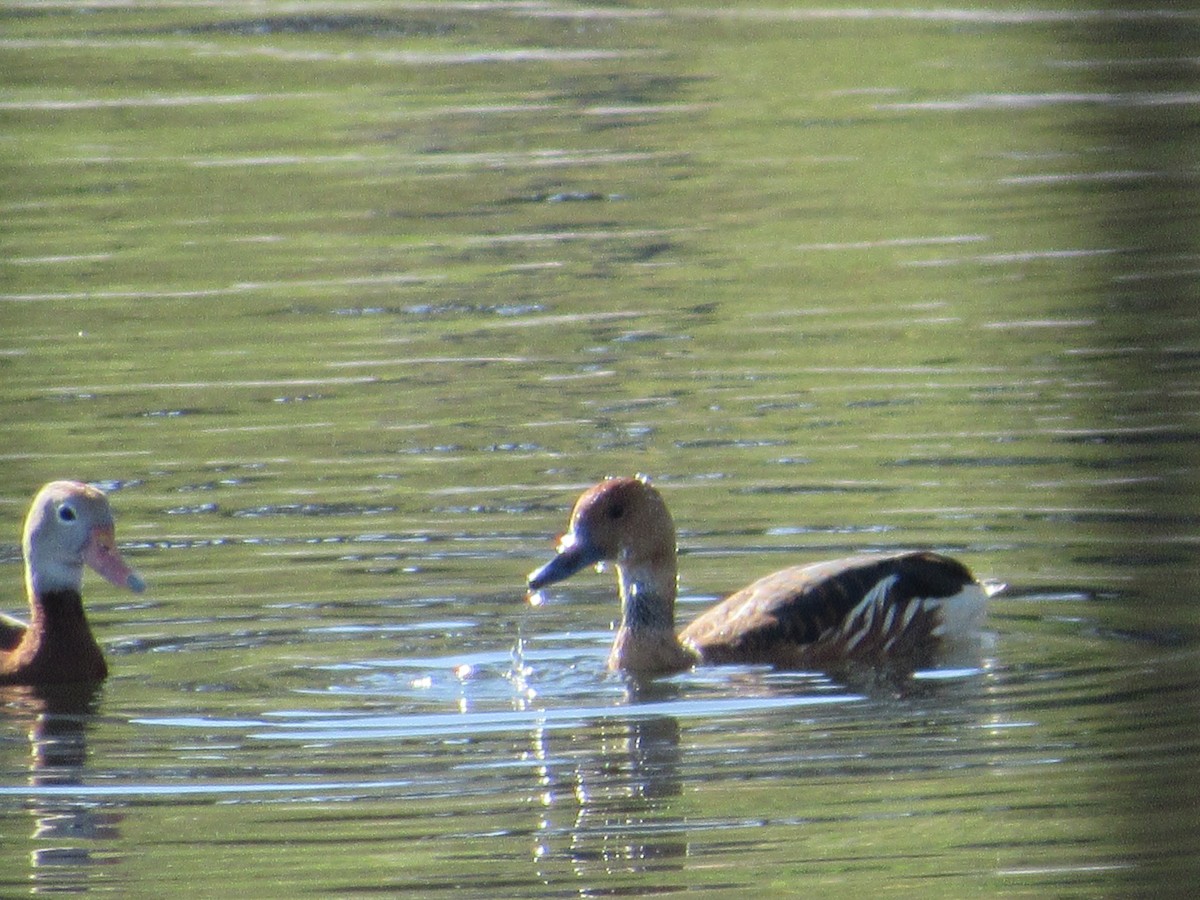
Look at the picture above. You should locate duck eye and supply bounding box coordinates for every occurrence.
[57,504,77,523]
[608,503,625,520]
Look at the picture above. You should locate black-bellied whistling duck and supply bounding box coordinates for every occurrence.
[527,476,994,678]
[1,481,144,684]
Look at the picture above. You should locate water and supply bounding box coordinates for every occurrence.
[3,3,1199,896]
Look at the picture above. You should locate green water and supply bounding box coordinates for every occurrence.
[3,3,1199,897]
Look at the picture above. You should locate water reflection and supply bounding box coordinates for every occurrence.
[531,712,685,893]
[1,683,118,895]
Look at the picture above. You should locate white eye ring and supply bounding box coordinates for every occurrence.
[57,504,78,523]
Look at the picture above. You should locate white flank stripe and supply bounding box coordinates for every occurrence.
[843,575,897,651]
[881,602,897,636]
[844,621,871,651]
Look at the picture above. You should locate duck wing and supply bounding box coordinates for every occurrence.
[678,551,984,670]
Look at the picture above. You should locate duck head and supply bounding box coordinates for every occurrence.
[23,481,146,599]
[528,476,679,627]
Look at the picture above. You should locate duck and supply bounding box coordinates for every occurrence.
[527,475,993,678]
[1,481,145,685]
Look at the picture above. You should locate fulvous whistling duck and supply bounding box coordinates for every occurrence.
[528,476,993,678]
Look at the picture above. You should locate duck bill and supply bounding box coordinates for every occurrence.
[83,525,146,593]
[527,534,602,591]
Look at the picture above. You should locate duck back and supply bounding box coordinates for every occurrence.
[679,551,986,671]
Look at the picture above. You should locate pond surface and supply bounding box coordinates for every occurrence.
[3,2,1199,896]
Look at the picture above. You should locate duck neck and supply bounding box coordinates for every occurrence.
[3,587,106,683]
[22,587,100,657]
[610,559,696,675]
[615,557,678,635]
